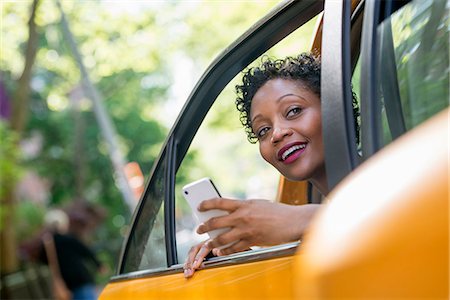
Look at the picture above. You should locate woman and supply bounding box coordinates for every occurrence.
[184,53,356,278]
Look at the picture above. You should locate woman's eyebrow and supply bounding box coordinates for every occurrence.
[251,94,307,123]
[276,93,306,102]
[251,114,262,125]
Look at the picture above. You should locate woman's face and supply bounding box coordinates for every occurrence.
[250,78,325,185]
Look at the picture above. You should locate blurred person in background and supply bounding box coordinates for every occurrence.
[39,203,106,300]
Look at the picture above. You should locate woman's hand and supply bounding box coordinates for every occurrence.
[183,240,215,278]
[198,199,320,255]
[183,198,321,278]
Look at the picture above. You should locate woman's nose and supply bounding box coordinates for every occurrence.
[270,126,293,144]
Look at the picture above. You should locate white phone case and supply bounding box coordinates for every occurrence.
[182,178,230,240]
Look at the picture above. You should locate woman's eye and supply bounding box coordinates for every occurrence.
[257,127,270,138]
[287,107,301,118]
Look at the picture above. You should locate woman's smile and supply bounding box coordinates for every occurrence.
[278,141,307,163]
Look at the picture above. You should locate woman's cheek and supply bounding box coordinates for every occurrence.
[259,144,273,166]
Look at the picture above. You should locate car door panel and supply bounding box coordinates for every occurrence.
[101,245,298,299]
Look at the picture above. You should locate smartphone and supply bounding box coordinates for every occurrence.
[182,178,230,240]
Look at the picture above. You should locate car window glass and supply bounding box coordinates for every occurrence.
[121,153,167,273]
[378,0,449,146]
[138,204,166,270]
[175,16,319,263]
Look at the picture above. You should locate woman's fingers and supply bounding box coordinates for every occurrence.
[198,197,243,213]
[186,243,202,266]
[184,244,199,278]
[216,240,250,256]
[193,242,212,269]
[197,214,233,235]
[197,199,251,235]
[211,248,220,256]
[184,241,211,278]
[207,229,242,250]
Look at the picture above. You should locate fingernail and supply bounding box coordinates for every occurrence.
[184,268,192,278]
[193,259,198,268]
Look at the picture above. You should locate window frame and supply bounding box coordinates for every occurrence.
[119,147,169,274]
[321,0,360,190]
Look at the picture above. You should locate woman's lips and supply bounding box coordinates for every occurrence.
[278,142,307,164]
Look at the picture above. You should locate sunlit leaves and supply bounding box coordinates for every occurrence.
[46,92,68,111]
[2,2,31,77]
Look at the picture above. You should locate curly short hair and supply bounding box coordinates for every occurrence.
[235,52,360,144]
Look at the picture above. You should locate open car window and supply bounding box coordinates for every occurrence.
[175,14,321,263]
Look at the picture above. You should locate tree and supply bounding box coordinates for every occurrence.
[0,0,40,277]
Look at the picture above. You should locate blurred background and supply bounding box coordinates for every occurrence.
[0,0,315,298]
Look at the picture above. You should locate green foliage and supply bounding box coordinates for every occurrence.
[177,1,279,67]
[0,121,24,231]
[0,122,22,198]
[393,0,449,128]
[14,201,46,243]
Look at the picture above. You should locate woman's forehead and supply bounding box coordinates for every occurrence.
[252,79,314,105]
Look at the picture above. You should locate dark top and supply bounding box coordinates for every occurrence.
[39,233,101,291]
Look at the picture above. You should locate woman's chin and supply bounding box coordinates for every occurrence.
[282,173,309,182]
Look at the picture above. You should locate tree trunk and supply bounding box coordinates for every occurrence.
[0,0,40,276]
[57,1,137,212]
[73,103,86,200]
